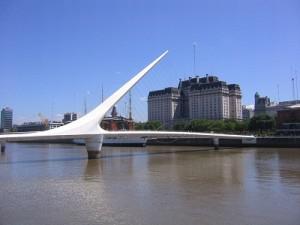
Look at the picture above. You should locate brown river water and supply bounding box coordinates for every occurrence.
[0,143,300,225]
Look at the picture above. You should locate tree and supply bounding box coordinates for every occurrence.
[180,119,249,134]
[208,120,225,132]
[134,121,163,130]
[235,120,248,133]
[186,120,211,132]
[173,121,189,131]
[134,122,145,130]
[248,114,275,133]
[224,119,236,132]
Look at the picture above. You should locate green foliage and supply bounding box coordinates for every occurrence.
[173,121,188,131]
[134,122,145,130]
[135,121,163,130]
[187,120,211,132]
[248,114,275,132]
[142,117,275,134]
[235,120,248,132]
[212,120,227,132]
[173,119,249,133]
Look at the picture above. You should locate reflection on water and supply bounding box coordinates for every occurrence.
[0,143,300,225]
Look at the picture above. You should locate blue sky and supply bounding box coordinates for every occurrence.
[0,0,299,123]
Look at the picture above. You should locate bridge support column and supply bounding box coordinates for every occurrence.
[0,142,6,153]
[213,138,219,150]
[85,135,104,159]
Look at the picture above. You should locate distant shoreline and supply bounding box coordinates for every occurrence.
[147,136,300,148]
[4,136,300,148]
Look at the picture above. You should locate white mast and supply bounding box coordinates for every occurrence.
[129,91,132,120]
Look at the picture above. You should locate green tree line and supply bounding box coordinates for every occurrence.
[135,114,276,135]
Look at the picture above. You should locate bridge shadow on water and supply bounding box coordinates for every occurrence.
[100,147,223,159]
[0,156,87,165]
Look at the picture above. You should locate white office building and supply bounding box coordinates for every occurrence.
[148,75,242,128]
[148,87,180,128]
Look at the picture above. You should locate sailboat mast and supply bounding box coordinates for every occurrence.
[129,91,132,120]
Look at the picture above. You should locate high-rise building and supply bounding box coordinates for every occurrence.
[148,75,242,128]
[228,84,242,120]
[148,88,181,128]
[1,107,13,131]
[62,112,78,124]
[188,76,230,120]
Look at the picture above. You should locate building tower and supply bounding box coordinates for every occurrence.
[254,92,271,116]
[148,87,181,129]
[1,107,13,132]
[62,112,78,124]
[148,75,243,127]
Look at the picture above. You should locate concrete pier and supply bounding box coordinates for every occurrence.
[213,138,219,150]
[0,142,6,153]
[85,135,104,159]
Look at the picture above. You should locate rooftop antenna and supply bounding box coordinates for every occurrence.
[193,42,197,75]
[129,90,132,120]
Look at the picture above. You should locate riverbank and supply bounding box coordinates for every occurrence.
[6,136,300,148]
[147,136,300,148]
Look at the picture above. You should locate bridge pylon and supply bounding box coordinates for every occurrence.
[85,135,104,159]
[0,142,6,153]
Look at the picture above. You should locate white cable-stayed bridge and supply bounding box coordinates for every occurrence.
[0,51,254,159]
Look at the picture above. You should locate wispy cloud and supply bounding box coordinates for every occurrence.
[139,96,147,102]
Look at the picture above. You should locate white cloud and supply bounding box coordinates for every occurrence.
[139,96,147,102]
